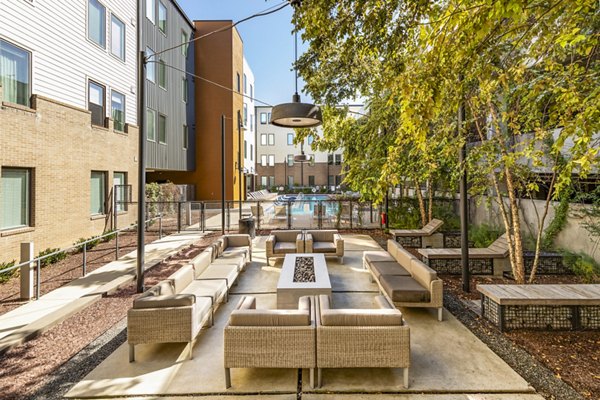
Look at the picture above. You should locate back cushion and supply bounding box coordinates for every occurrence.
[155,280,175,296]
[320,309,403,326]
[310,230,335,242]
[168,265,194,293]
[275,230,301,242]
[191,251,212,278]
[410,258,437,288]
[387,239,399,259]
[229,310,310,326]
[394,244,417,270]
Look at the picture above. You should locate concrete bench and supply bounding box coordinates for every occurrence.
[478,284,600,331]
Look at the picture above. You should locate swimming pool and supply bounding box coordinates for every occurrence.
[274,194,336,214]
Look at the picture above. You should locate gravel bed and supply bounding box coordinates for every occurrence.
[443,291,585,400]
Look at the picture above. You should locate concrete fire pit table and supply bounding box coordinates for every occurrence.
[277,253,331,309]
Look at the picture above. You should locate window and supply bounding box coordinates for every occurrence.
[111,90,125,132]
[90,171,106,215]
[268,154,275,166]
[287,133,294,145]
[113,172,127,212]
[146,108,156,140]
[328,175,334,186]
[146,47,155,82]
[260,155,267,167]
[181,30,188,55]
[0,40,31,106]
[269,176,275,187]
[260,113,267,124]
[158,114,167,143]
[268,134,275,146]
[287,176,294,187]
[250,144,253,160]
[1,168,30,229]
[158,59,167,89]
[146,0,154,23]
[327,154,333,165]
[308,135,314,145]
[88,0,106,48]
[309,154,315,166]
[250,84,253,99]
[260,176,267,187]
[110,14,125,60]
[182,125,188,149]
[243,104,248,126]
[243,73,247,93]
[88,80,105,127]
[250,114,253,131]
[260,134,267,146]
[335,154,342,165]
[236,73,240,92]
[335,175,342,186]
[244,140,247,158]
[158,1,167,33]
[182,78,188,102]
[287,154,294,167]
[308,175,315,186]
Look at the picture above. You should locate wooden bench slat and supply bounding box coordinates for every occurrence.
[478,284,600,305]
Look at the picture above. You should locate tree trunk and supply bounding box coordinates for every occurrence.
[528,171,557,283]
[414,179,427,226]
[504,167,525,284]
[427,179,434,223]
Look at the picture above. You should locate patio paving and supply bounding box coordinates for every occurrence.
[66,234,541,399]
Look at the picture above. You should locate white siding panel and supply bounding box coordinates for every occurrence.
[0,0,137,124]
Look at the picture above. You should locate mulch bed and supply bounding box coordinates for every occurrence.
[0,232,221,400]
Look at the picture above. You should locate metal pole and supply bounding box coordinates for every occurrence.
[458,76,470,292]
[177,202,182,232]
[159,215,163,238]
[136,47,147,293]
[221,114,226,235]
[83,243,87,276]
[115,231,119,258]
[238,110,243,223]
[36,259,41,300]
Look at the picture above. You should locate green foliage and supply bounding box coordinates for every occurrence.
[0,260,16,284]
[73,236,101,253]
[388,198,460,230]
[573,186,600,240]
[469,224,504,248]
[37,248,67,268]
[541,192,571,250]
[101,230,117,243]
[561,251,600,283]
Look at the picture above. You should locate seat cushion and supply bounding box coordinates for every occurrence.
[198,264,238,288]
[370,261,411,279]
[193,297,213,325]
[223,247,249,260]
[364,251,394,264]
[380,275,431,303]
[182,279,228,303]
[211,256,244,271]
[274,242,298,253]
[313,242,336,253]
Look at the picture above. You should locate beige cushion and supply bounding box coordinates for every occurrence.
[370,261,411,279]
[168,265,194,293]
[313,242,336,253]
[272,230,302,242]
[394,245,418,269]
[223,234,251,248]
[182,279,227,302]
[387,240,399,259]
[410,258,437,287]
[274,242,297,253]
[191,251,212,278]
[298,296,311,312]
[212,256,244,270]
[307,230,336,242]
[380,275,430,303]
[364,251,394,263]
[319,294,331,310]
[198,264,238,288]
[223,247,249,260]
[422,219,443,235]
[152,280,175,296]
[229,310,310,326]
[320,309,403,326]
[133,294,195,309]
[375,295,394,309]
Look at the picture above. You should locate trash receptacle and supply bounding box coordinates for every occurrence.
[239,216,256,239]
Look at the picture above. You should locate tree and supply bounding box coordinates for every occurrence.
[294,0,599,284]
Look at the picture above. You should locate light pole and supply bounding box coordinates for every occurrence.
[221,114,226,235]
[238,110,243,222]
[458,76,470,292]
[136,47,146,293]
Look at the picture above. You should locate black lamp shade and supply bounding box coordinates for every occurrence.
[270,101,322,128]
[293,153,312,163]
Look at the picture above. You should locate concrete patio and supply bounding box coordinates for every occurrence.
[66,234,543,399]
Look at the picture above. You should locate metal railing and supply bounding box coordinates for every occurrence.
[0,215,163,300]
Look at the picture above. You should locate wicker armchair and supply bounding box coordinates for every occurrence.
[224,295,317,388]
[265,230,304,266]
[316,294,410,388]
[305,230,344,264]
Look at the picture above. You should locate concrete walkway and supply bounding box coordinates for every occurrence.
[0,231,205,354]
[66,234,543,399]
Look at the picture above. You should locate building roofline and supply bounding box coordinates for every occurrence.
[171,0,195,30]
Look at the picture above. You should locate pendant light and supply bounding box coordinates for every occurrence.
[270,1,322,128]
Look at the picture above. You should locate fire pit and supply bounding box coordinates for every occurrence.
[277,253,331,309]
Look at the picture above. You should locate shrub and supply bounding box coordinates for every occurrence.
[0,260,16,284]
[469,223,504,248]
[561,251,600,283]
[73,236,101,253]
[37,248,67,267]
[101,230,117,243]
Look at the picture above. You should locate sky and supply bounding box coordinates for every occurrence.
[176,0,309,106]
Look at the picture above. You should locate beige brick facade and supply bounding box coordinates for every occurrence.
[0,93,139,264]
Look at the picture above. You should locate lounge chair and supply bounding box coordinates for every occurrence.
[266,230,304,265]
[305,230,344,263]
[390,218,444,248]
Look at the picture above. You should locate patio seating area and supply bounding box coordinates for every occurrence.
[65,233,541,399]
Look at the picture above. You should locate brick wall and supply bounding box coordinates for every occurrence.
[256,162,343,188]
[0,93,139,263]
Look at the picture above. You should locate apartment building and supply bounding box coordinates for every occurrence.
[255,105,364,190]
[242,57,256,194]
[0,0,139,262]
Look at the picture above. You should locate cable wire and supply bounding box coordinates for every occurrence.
[152,1,290,59]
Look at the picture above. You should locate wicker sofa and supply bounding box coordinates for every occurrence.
[266,230,304,265]
[364,239,444,321]
[305,230,344,264]
[224,295,317,388]
[127,234,251,362]
[316,294,410,388]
